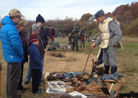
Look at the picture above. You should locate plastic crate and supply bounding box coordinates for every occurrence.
[103,77,124,92]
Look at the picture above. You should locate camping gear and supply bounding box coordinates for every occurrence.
[76,74,90,81]
[64,72,86,79]
[91,72,98,79]
[47,42,60,51]
[102,72,124,82]
[95,77,102,88]
[47,73,56,81]
[103,77,124,93]
[91,59,105,77]
[90,59,103,88]
[72,78,86,92]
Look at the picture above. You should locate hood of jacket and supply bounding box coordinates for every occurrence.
[1,16,15,26]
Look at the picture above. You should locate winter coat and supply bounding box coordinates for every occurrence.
[51,28,55,36]
[95,17,122,48]
[45,28,50,44]
[19,32,28,63]
[49,29,53,38]
[29,43,42,69]
[0,16,24,63]
[71,26,80,36]
[26,27,45,59]
[39,27,47,49]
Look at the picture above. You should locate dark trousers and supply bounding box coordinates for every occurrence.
[7,63,21,98]
[17,62,24,90]
[32,69,40,93]
[39,68,42,85]
[68,36,73,44]
[80,38,85,48]
[52,37,54,42]
[72,35,79,50]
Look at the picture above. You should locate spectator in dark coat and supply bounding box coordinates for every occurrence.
[45,25,50,48]
[48,26,53,44]
[51,25,55,42]
[39,26,47,49]
[24,14,45,85]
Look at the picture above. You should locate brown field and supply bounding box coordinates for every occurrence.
[1,36,138,98]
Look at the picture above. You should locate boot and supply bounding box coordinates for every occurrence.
[72,42,74,51]
[111,66,117,74]
[104,65,110,74]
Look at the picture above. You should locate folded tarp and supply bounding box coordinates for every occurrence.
[102,72,123,82]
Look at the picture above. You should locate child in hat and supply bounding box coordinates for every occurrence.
[29,23,43,94]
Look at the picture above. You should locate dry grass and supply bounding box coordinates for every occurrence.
[0,36,138,98]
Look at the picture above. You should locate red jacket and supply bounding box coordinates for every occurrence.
[49,30,53,38]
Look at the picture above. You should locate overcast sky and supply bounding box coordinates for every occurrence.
[0,0,137,21]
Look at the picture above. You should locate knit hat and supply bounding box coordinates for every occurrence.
[94,9,104,19]
[36,14,45,23]
[29,34,39,44]
[9,8,24,17]
[32,23,41,31]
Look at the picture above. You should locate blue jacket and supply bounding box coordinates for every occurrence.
[0,16,24,62]
[29,43,42,69]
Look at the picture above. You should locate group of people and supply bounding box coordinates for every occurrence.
[68,9,122,78]
[68,23,91,51]
[0,8,122,98]
[68,23,94,52]
[0,8,55,98]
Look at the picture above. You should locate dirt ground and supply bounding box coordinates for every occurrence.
[43,51,103,97]
[1,36,138,98]
[43,51,97,75]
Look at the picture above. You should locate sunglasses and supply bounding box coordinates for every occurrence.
[16,16,21,20]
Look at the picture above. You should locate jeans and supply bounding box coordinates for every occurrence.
[25,59,44,82]
[25,66,32,81]
[39,59,44,84]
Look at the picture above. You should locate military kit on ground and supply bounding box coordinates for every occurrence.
[44,47,124,98]
[46,42,72,51]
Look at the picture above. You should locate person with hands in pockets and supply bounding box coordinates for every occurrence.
[91,9,122,74]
